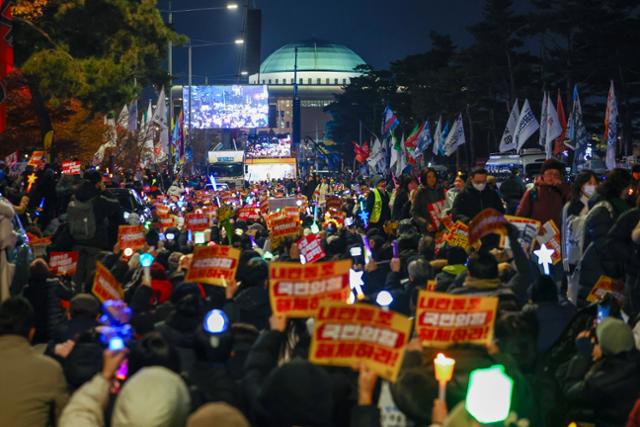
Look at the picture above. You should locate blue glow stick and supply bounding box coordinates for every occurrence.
[392,240,398,258]
[362,235,372,264]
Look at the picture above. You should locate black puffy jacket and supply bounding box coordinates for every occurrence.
[451,184,504,224]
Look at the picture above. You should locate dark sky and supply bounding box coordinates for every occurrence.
[161,0,488,86]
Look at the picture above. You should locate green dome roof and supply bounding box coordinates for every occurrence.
[260,39,366,74]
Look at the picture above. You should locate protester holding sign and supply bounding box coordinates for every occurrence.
[411,168,446,233]
[451,167,504,224]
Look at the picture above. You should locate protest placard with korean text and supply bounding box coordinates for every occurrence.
[185,245,240,287]
[117,225,146,251]
[269,259,352,317]
[237,207,261,221]
[61,161,82,175]
[415,291,498,348]
[536,220,562,264]
[586,275,625,305]
[297,234,326,264]
[502,216,541,254]
[49,252,79,276]
[309,300,412,382]
[185,212,210,232]
[468,209,508,245]
[92,262,124,302]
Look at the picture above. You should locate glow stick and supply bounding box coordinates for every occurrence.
[362,235,372,265]
[434,353,455,400]
[392,239,398,258]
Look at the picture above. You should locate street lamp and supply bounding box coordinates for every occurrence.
[227,3,239,9]
[234,38,244,45]
[240,70,248,76]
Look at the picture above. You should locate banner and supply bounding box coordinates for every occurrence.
[49,251,79,276]
[155,203,170,217]
[325,195,342,211]
[415,291,498,348]
[27,151,45,168]
[158,215,176,230]
[117,225,146,251]
[92,262,124,302]
[4,151,17,168]
[503,215,541,254]
[468,208,508,245]
[297,234,326,264]
[61,161,81,175]
[309,300,412,382]
[184,212,209,232]
[427,199,447,229]
[185,245,240,286]
[237,207,261,221]
[586,275,624,305]
[536,220,562,264]
[269,259,351,317]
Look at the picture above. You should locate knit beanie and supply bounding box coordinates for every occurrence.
[596,317,635,355]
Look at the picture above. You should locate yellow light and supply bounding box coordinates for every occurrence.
[434,353,455,383]
[226,3,238,9]
[234,38,244,45]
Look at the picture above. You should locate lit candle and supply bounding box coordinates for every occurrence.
[433,353,455,400]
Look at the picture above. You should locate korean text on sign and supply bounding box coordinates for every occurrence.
[117,225,146,251]
[92,262,124,302]
[269,259,351,318]
[309,300,412,382]
[49,251,79,276]
[186,245,240,287]
[415,291,498,348]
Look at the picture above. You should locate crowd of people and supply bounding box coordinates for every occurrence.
[2,158,640,427]
[187,86,269,130]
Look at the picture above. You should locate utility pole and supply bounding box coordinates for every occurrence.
[188,41,193,172]
[167,0,174,172]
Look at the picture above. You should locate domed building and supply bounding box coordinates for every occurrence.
[249,39,367,141]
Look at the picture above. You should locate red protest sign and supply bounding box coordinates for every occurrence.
[269,259,352,318]
[155,203,170,217]
[309,300,412,382]
[185,245,240,286]
[5,151,17,168]
[586,275,624,305]
[325,195,342,211]
[297,234,326,264]
[61,161,81,175]
[49,251,79,276]
[503,215,541,254]
[443,221,469,249]
[468,208,508,245]
[117,225,146,251]
[427,199,448,229]
[27,151,45,168]
[185,212,209,232]
[415,291,498,348]
[92,262,123,302]
[271,215,301,248]
[237,207,261,221]
[158,215,176,230]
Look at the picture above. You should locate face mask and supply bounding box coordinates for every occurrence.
[472,182,486,192]
[582,184,596,197]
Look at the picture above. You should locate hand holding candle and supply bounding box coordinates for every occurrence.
[434,353,455,401]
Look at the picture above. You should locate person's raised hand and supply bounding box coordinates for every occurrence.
[269,315,287,333]
[365,260,377,273]
[357,364,378,406]
[224,277,239,300]
[54,339,76,359]
[390,257,401,273]
[101,349,127,381]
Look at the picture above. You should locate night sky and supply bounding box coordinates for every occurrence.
[160,0,487,86]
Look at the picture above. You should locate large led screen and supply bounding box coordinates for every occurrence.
[246,135,291,159]
[183,85,268,129]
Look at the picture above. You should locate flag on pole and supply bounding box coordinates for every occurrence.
[396,134,407,176]
[604,80,618,170]
[443,114,466,156]
[152,87,169,157]
[382,106,399,136]
[117,105,129,131]
[544,94,563,159]
[499,100,520,153]
[513,99,540,152]
[553,91,568,156]
[389,133,399,173]
[432,117,442,156]
[438,121,449,156]
[352,141,370,164]
[404,123,420,161]
[367,137,386,174]
[538,92,548,149]
[414,121,433,159]
[127,100,138,134]
[567,85,589,172]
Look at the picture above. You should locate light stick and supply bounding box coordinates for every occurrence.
[434,353,455,401]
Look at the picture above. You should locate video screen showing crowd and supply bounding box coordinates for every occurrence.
[184,85,269,129]
[245,135,292,159]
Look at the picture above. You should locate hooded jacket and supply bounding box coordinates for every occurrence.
[411,185,446,230]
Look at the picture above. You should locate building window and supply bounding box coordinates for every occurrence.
[268,79,272,84]
[334,78,338,85]
[291,78,294,84]
[275,79,279,84]
[316,78,321,84]
[326,78,330,84]
[285,121,290,128]
[299,78,303,85]
[308,78,312,84]
[342,78,347,84]
[262,80,265,84]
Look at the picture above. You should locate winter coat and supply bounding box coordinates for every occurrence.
[391,188,410,221]
[435,264,467,293]
[500,175,526,214]
[22,277,66,344]
[224,285,271,331]
[522,301,576,354]
[561,351,640,427]
[516,182,571,228]
[411,185,446,230]
[70,182,123,250]
[607,208,640,317]
[59,367,190,427]
[0,335,69,427]
[451,184,504,224]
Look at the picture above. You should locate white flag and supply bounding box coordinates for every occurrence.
[152,87,169,156]
[117,105,129,131]
[443,114,466,157]
[367,137,385,174]
[499,99,520,153]
[514,99,540,152]
[127,101,138,133]
[538,92,548,148]
[432,116,442,156]
[604,81,618,170]
[544,95,563,159]
[389,134,399,173]
[395,134,407,176]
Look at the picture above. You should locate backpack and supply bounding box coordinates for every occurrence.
[66,197,96,241]
[563,205,588,268]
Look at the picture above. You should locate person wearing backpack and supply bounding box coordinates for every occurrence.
[562,170,597,303]
[68,179,123,291]
[577,168,632,305]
